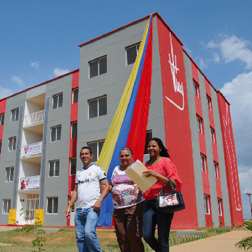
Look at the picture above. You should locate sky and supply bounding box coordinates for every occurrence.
[1,0,252,220]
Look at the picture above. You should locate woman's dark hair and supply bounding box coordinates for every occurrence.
[149,137,170,158]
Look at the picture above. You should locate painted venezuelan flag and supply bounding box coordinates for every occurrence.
[97,15,153,227]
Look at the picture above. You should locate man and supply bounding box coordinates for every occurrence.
[64,146,110,252]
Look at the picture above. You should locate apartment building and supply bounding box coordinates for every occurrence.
[0,13,243,228]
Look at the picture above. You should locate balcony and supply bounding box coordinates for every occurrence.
[24,110,45,128]
[21,142,42,159]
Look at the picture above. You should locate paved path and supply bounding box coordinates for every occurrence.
[170,230,251,252]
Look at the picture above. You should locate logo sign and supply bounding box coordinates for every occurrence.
[21,142,42,157]
[20,176,40,190]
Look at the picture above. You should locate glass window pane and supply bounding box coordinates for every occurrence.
[0,141,2,153]
[127,46,137,65]
[99,97,107,116]
[57,126,61,141]
[48,198,52,213]
[70,158,76,175]
[54,198,58,213]
[90,61,98,78]
[89,100,97,118]
[55,160,59,176]
[98,141,104,157]
[99,57,107,75]
[53,96,58,109]
[72,122,77,138]
[51,128,56,142]
[88,142,97,162]
[49,162,53,177]
[13,137,16,150]
[10,168,13,181]
[58,94,63,108]
[73,89,79,103]
[15,109,19,121]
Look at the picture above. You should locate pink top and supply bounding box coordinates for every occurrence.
[143,157,182,200]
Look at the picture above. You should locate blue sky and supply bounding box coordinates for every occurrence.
[1,0,252,220]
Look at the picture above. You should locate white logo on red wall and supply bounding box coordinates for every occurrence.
[165,32,184,111]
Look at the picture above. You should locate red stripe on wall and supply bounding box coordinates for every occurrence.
[157,16,198,228]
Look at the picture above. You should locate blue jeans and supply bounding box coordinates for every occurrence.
[75,207,101,252]
[143,200,174,252]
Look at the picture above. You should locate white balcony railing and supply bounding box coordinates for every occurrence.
[23,110,45,128]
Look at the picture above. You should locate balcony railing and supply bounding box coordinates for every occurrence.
[21,141,42,158]
[24,110,45,128]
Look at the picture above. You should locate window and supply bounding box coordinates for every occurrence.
[47,197,58,214]
[88,96,107,118]
[49,160,59,177]
[70,158,76,175]
[197,116,203,133]
[5,167,14,182]
[214,162,219,178]
[52,93,63,109]
[200,154,207,172]
[217,198,222,216]
[89,56,107,78]
[204,195,210,214]
[0,113,4,126]
[71,122,77,138]
[144,130,153,154]
[2,199,11,214]
[193,81,199,97]
[210,128,215,143]
[0,141,2,154]
[72,88,79,104]
[26,194,39,220]
[87,140,105,162]
[126,43,140,65]
[206,95,212,110]
[8,136,16,151]
[11,108,19,122]
[51,125,61,142]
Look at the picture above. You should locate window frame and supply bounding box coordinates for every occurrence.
[87,140,105,162]
[126,43,140,65]
[88,95,107,119]
[72,88,79,104]
[200,154,207,173]
[197,116,203,134]
[210,127,215,143]
[71,122,77,138]
[193,81,199,97]
[47,197,58,214]
[204,195,210,214]
[0,113,5,126]
[217,198,223,216]
[2,199,11,214]
[10,108,19,122]
[52,93,63,110]
[214,162,219,179]
[70,158,77,175]
[8,136,16,151]
[50,125,61,142]
[206,95,212,110]
[0,140,2,154]
[89,56,107,78]
[49,160,60,177]
[5,167,14,182]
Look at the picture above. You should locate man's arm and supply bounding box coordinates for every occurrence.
[92,179,110,211]
[64,185,78,218]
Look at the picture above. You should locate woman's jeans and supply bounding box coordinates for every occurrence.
[143,200,174,252]
[75,207,101,252]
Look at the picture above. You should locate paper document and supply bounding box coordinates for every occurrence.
[125,160,157,191]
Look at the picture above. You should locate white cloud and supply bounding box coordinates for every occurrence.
[53,68,69,77]
[0,86,14,99]
[206,40,219,49]
[220,35,252,68]
[212,52,220,63]
[198,59,207,69]
[31,61,39,69]
[11,76,26,88]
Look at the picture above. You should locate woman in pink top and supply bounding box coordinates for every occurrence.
[142,138,182,252]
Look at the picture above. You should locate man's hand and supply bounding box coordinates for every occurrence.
[64,206,71,218]
[92,199,102,211]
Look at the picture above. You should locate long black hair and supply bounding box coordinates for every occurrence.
[148,137,170,158]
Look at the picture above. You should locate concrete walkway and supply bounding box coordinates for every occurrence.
[170,230,251,252]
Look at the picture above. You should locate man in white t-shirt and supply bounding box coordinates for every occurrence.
[64,147,109,252]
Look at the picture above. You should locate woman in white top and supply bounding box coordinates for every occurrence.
[110,148,145,252]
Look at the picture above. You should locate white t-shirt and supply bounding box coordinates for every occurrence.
[75,164,107,209]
